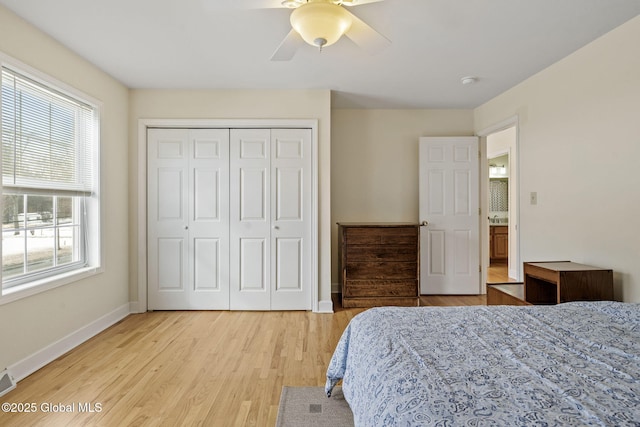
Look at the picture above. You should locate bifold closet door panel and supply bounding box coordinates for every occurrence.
[270,128,312,311]
[188,129,230,309]
[148,128,189,310]
[148,128,230,310]
[229,129,272,310]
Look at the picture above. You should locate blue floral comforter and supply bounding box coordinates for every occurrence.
[326,302,640,426]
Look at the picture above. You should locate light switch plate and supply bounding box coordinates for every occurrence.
[530,192,538,205]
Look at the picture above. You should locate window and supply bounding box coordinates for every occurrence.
[1,64,100,295]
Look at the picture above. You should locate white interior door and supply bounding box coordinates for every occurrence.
[229,128,312,310]
[419,137,480,294]
[148,128,230,309]
[270,128,312,310]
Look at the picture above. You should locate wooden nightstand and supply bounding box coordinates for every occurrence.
[524,261,613,304]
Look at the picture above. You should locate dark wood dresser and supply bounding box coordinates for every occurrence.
[337,223,420,308]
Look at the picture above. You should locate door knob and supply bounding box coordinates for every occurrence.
[185,225,189,230]
[420,220,429,226]
[272,225,279,230]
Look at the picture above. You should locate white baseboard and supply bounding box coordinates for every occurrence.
[317,299,333,313]
[129,300,145,314]
[9,303,131,383]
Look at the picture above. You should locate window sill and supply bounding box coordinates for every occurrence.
[0,266,103,306]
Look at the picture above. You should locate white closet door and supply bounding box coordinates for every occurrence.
[148,128,230,309]
[188,129,230,309]
[230,129,271,310]
[229,128,312,310]
[270,128,312,310]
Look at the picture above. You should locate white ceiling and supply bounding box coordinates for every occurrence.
[1,0,639,108]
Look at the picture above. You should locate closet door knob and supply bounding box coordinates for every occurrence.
[272,225,279,230]
[185,226,189,230]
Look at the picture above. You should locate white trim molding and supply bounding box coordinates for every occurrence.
[477,115,521,290]
[317,300,334,313]
[477,115,520,138]
[137,119,320,312]
[8,303,130,383]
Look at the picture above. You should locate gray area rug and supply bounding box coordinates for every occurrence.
[276,386,354,427]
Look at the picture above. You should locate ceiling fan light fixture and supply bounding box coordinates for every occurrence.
[290,2,353,49]
[281,0,301,8]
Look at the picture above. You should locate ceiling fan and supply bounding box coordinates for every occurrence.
[256,0,391,61]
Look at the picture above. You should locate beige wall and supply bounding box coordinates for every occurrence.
[474,15,640,302]
[128,89,333,307]
[330,109,474,284]
[0,6,130,370]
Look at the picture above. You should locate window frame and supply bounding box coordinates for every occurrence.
[0,53,103,305]
[2,193,86,286]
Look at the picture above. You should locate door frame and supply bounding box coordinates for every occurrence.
[477,116,520,293]
[136,118,319,312]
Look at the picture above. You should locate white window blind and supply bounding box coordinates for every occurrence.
[1,67,95,195]
[1,64,100,294]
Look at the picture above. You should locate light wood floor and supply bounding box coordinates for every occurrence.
[0,295,485,427]
[487,262,518,284]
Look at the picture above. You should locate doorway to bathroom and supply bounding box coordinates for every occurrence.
[485,125,519,284]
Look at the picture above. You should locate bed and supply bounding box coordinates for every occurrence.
[325,301,640,426]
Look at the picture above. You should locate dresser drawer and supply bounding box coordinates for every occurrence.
[345,245,417,262]
[344,280,417,297]
[345,227,418,245]
[345,261,417,279]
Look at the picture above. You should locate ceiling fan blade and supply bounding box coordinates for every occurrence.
[340,0,384,6]
[344,10,391,55]
[271,29,305,61]
[242,0,288,9]
[211,0,285,10]
[233,0,384,9]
